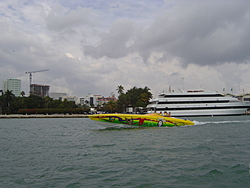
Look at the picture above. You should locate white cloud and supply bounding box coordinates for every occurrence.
[46,5,95,31]
[0,0,249,98]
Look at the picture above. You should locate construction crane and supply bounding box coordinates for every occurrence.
[25,69,49,93]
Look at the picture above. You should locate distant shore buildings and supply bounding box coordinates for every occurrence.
[49,92,117,107]
[0,77,117,108]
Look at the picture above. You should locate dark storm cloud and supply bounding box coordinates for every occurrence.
[82,19,134,59]
[82,1,250,66]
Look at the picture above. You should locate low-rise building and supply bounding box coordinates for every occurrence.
[96,94,117,106]
[80,93,117,107]
[49,92,67,100]
[61,95,77,102]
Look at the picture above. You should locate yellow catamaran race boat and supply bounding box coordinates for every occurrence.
[88,113,194,128]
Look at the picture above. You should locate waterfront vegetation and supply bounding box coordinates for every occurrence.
[0,91,89,114]
[0,86,152,114]
[115,85,152,113]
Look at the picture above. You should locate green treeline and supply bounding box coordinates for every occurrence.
[0,86,152,114]
[17,108,88,115]
[0,90,89,114]
[103,85,152,113]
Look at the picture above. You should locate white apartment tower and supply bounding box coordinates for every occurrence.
[3,78,21,96]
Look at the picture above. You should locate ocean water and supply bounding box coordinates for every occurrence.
[0,116,250,188]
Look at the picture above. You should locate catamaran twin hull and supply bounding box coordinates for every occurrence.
[88,113,194,128]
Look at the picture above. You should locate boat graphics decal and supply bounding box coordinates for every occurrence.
[88,114,194,127]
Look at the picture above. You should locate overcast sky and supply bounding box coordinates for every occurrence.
[0,0,249,97]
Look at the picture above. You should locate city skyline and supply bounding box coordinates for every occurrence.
[0,0,249,97]
[1,76,249,99]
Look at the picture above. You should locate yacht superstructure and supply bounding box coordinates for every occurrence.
[147,89,250,117]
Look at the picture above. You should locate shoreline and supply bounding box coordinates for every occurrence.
[0,114,88,118]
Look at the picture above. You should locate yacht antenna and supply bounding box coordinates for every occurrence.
[182,77,184,90]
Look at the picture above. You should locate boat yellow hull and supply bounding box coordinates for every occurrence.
[88,113,194,127]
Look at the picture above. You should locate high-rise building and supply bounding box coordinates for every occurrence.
[3,78,21,96]
[30,84,50,97]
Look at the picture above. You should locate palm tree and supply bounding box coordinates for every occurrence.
[44,96,53,108]
[104,100,117,113]
[20,91,25,97]
[139,93,149,103]
[116,85,124,96]
[4,90,15,108]
[0,95,3,114]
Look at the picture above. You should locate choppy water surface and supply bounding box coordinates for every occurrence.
[0,116,250,187]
